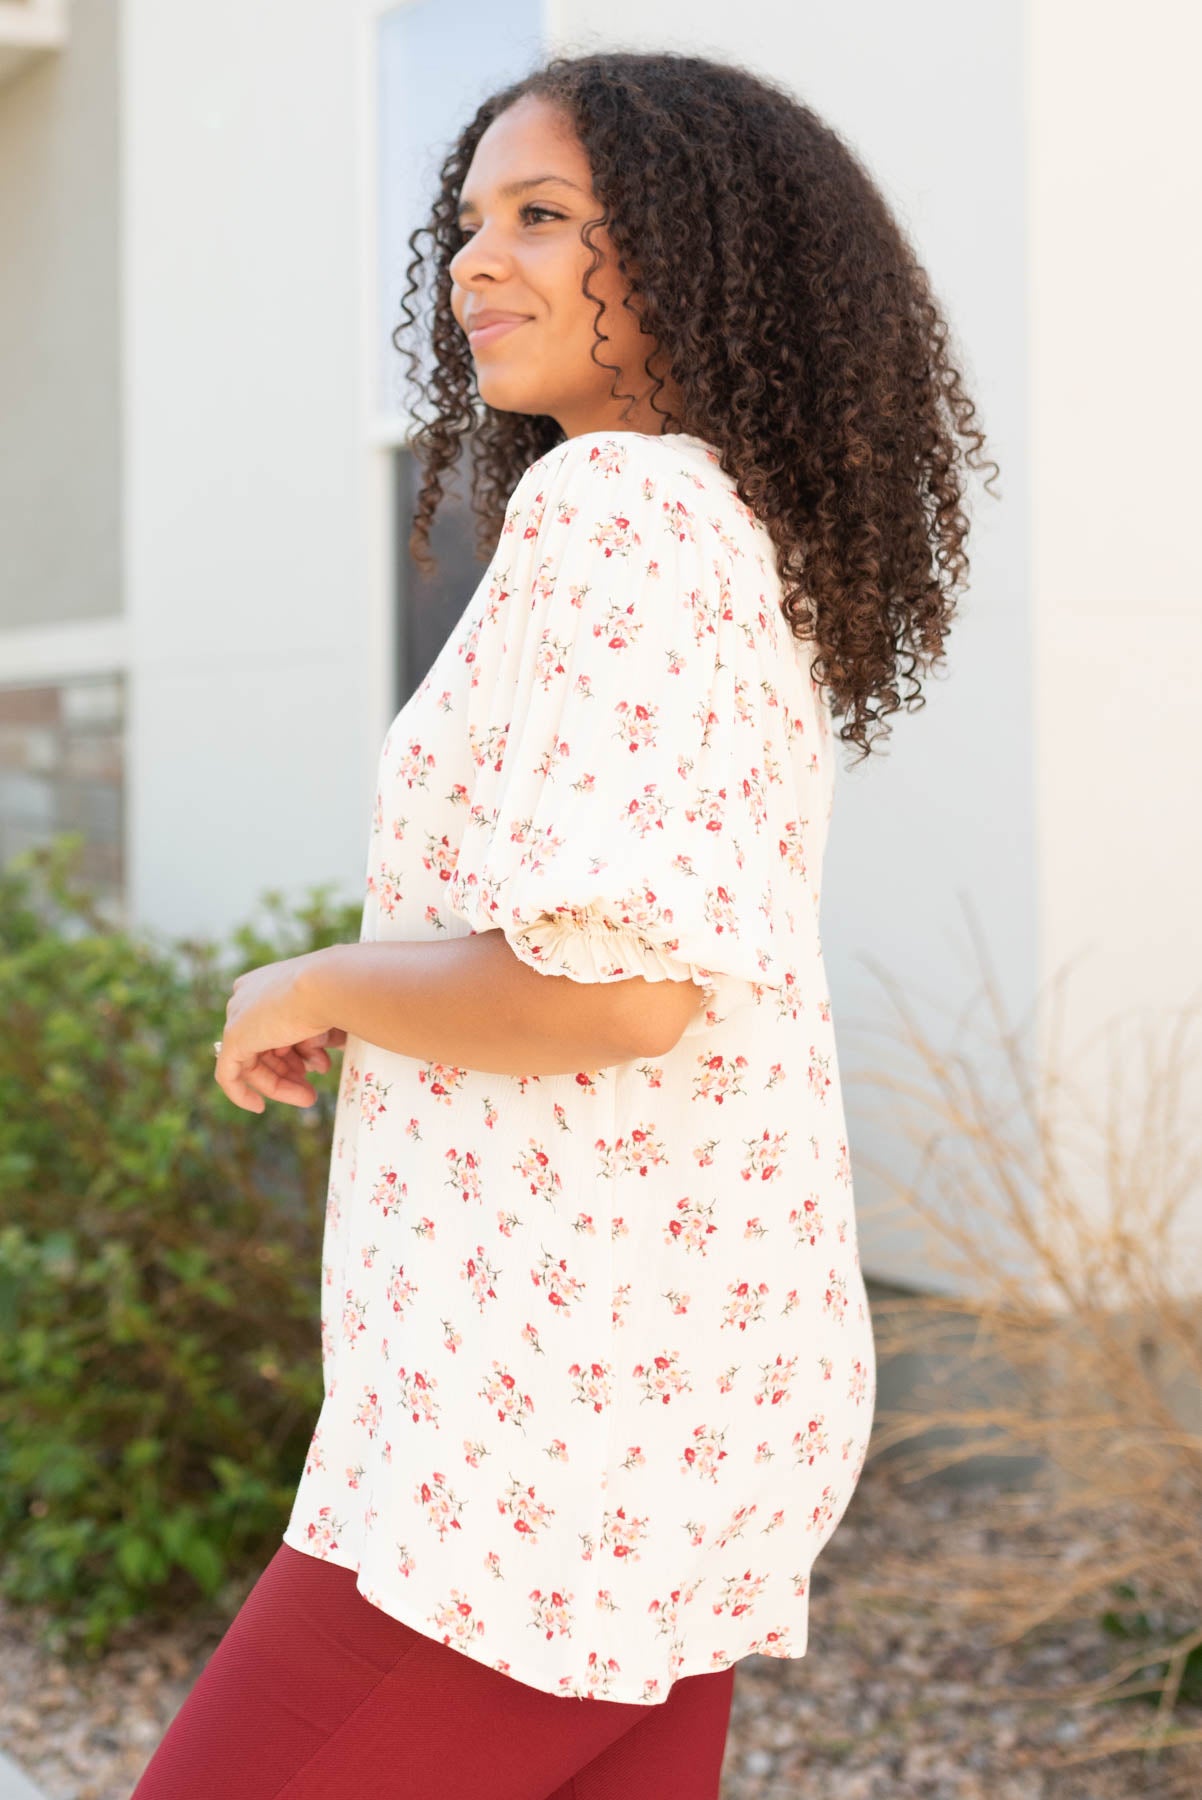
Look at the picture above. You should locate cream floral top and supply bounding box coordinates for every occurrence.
[281,428,877,1705]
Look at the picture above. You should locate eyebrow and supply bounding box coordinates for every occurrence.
[455,175,585,219]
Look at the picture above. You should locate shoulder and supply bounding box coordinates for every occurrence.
[505,431,747,546]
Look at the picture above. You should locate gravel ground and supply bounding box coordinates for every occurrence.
[1,1454,1196,1800]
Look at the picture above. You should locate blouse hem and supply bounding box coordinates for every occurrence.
[278,1527,788,1706]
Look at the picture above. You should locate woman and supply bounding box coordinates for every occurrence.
[132,48,997,1800]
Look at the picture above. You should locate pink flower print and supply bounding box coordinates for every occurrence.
[660,496,697,545]
[665,1194,719,1254]
[571,1211,598,1237]
[716,1363,740,1395]
[396,740,436,789]
[755,1353,798,1409]
[341,1290,368,1346]
[461,1244,500,1310]
[412,1215,436,1242]
[742,1127,787,1184]
[558,1651,623,1701]
[567,1359,613,1414]
[359,1072,390,1129]
[848,1358,872,1405]
[622,783,672,838]
[397,1366,440,1426]
[515,1140,564,1206]
[345,1463,365,1491]
[710,1500,763,1552]
[692,1051,750,1106]
[373,862,405,919]
[419,1061,468,1105]
[530,1249,586,1315]
[613,698,658,754]
[692,1135,721,1169]
[529,1587,575,1640]
[792,1414,830,1467]
[806,1486,838,1533]
[497,1476,555,1542]
[683,786,726,834]
[303,1505,345,1558]
[822,1268,849,1324]
[531,633,571,691]
[423,831,458,886]
[353,1386,383,1437]
[592,596,644,652]
[620,1444,646,1474]
[632,1349,692,1405]
[479,1362,535,1429]
[416,1471,464,1539]
[663,1286,691,1315]
[749,1626,798,1659]
[712,1567,768,1619]
[681,1423,728,1483]
[588,508,640,560]
[303,1426,326,1477]
[445,1146,483,1206]
[430,1591,486,1650]
[496,1207,523,1238]
[806,1046,833,1103]
[545,1438,570,1464]
[720,1279,770,1332]
[386,1262,418,1320]
[342,1057,363,1110]
[360,1241,380,1269]
[790,1195,826,1248]
[369,1166,406,1218]
[739,764,771,829]
[599,1505,649,1561]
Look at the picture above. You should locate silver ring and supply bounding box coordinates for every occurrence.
[212,1039,223,1057]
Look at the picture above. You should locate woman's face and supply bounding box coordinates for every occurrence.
[448,94,682,440]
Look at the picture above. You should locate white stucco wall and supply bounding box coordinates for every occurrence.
[0,0,122,632]
[121,0,383,936]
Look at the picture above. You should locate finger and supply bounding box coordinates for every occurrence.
[249,1055,318,1108]
[216,1053,315,1112]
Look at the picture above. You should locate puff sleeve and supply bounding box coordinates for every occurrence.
[447,433,821,1019]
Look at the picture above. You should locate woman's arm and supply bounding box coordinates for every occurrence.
[297,929,704,1078]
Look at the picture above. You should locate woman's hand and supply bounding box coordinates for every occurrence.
[214,950,347,1114]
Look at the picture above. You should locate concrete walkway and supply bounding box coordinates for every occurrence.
[0,1751,48,1800]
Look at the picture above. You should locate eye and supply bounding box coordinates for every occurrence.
[455,203,564,241]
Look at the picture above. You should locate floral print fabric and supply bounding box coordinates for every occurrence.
[281,429,877,1704]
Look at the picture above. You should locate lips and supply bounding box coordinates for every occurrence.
[467,315,532,349]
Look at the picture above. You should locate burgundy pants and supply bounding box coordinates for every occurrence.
[130,1542,737,1799]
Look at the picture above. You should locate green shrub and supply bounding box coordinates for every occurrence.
[0,834,362,1659]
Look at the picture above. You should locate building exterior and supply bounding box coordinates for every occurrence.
[1,0,1198,1295]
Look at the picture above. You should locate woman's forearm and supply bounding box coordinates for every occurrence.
[297,929,654,1077]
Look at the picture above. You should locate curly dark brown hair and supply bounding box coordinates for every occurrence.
[392,50,1000,766]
